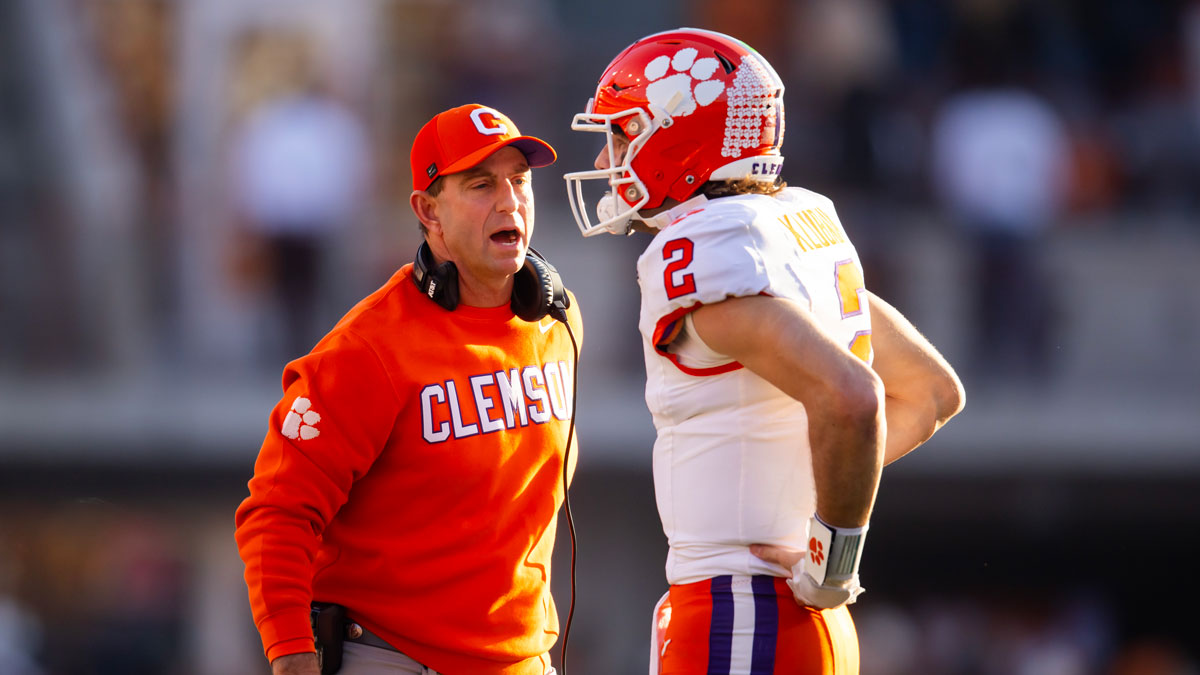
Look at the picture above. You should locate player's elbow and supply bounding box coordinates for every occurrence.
[931,365,966,424]
[829,367,886,438]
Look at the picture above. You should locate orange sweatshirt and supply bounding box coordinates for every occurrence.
[234,263,582,674]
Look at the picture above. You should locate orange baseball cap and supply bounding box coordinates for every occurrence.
[410,104,557,191]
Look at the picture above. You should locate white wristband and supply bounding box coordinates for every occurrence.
[806,515,868,585]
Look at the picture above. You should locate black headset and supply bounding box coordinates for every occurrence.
[411,241,571,323]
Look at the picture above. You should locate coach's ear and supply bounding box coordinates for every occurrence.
[410,190,443,237]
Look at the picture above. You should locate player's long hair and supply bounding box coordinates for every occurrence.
[701,177,787,199]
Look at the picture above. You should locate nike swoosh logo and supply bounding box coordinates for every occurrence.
[538,318,555,334]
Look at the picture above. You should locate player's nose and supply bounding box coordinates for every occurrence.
[594,145,612,171]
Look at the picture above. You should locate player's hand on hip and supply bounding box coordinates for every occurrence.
[272,652,321,675]
[751,543,861,609]
[751,515,869,610]
[749,543,806,570]
[783,566,864,609]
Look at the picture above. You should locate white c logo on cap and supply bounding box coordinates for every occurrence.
[470,107,509,136]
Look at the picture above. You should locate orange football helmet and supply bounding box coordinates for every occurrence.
[565,28,786,236]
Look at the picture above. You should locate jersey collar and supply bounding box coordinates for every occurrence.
[642,194,709,231]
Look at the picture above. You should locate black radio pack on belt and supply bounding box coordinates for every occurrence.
[311,602,347,675]
[411,242,570,323]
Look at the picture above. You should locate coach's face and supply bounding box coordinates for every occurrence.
[418,146,534,303]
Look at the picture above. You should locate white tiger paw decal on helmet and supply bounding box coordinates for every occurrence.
[644,47,725,118]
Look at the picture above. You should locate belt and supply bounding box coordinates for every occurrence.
[345,620,399,652]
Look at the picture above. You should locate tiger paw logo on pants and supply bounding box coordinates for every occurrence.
[281,397,321,440]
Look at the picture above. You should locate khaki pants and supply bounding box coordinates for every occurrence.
[340,643,435,674]
[340,643,557,675]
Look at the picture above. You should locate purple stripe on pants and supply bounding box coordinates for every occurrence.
[707,575,734,674]
[749,575,778,674]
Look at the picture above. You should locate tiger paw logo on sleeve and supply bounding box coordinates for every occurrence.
[281,396,321,440]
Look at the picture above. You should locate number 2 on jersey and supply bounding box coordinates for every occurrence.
[834,259,872,363]
[662,238,697,300]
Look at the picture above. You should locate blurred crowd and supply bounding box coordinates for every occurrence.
[2,0,1200,375]
[2,0,1199,674]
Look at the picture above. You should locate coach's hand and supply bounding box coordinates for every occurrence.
[272,652,320,675]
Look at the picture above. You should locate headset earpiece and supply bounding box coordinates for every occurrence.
[413,243,569,321]
[412,242,460,311]
[512,248,570,322]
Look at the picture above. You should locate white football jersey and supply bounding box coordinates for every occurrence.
[636,187,872,585]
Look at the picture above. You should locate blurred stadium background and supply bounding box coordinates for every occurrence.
[1,0,1198,673]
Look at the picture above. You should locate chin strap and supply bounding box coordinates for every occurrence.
[640,194,709,231]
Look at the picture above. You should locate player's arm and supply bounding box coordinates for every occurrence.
[689,294,884,609]
[867,291,965,465]
[689,294,885,529]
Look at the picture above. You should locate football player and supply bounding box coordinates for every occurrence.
[565,29,964,674]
